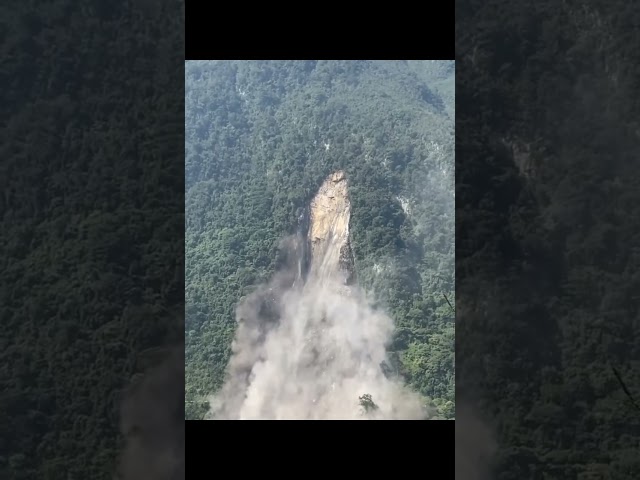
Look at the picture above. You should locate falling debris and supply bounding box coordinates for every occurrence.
[207,172,428,420]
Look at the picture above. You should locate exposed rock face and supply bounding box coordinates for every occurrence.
[307,170,355,288]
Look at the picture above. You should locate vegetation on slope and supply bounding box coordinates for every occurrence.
[185,60,455,419]
[0,1,184,478]
[457,0,640,477]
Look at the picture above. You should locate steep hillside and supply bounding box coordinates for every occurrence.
[185,60,454,419]
[457,0,640,477]
[0,2,184,477]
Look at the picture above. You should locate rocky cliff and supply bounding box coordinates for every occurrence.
[306,171,355,288]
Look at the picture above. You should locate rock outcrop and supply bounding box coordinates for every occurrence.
[307,171,355,289]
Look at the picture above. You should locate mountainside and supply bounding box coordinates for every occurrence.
[185,60,454,419]
[457,0,640,477]
[1,2,184,477]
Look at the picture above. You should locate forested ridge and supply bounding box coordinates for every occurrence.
[457,0,640,478]
[185,60,455,419]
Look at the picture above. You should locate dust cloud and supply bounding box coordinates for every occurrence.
[206,237,429,420]
[455,403,496,480]
[116,345,184,480]
[207,171,431,419]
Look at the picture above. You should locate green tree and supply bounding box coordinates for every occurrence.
[359,394,379,413]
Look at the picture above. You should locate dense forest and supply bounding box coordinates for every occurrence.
[0,1,184,479]
[185,60,455,419]
[457,0,640,478]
